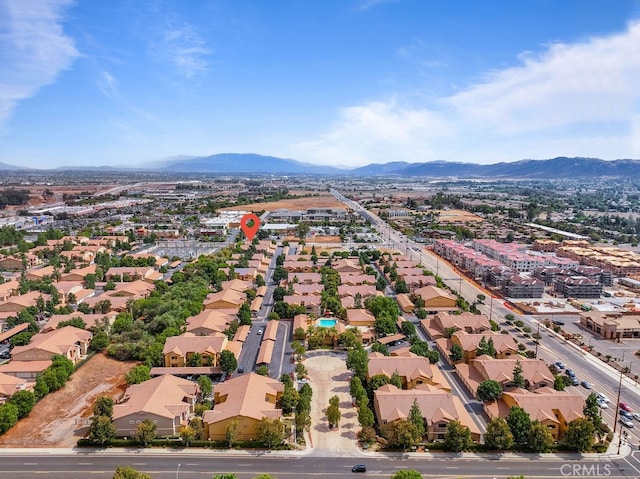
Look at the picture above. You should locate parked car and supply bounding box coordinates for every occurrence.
[565,369,576,378]
[620,417,635,428]
[620,402,633,412]
[597,399,608,409]
[581,381,592,389]
[352,465,367,473]
[570,377,579,386]
[555,361,566,369]
[633,413,640,422]
[237,366,245,374]
[620,409,634,419]
[552,319,565,326]
[597,392,610,403]
[258,329,264,335]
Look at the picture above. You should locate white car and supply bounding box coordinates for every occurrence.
[597,392,611,403]
[597,399,608,409]
[620,417,635,428]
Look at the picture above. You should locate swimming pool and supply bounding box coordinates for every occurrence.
[317,319,337,328]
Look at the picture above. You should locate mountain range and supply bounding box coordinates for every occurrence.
[2,154,640,179]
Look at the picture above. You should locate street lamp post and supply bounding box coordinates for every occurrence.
[176,463,181,479]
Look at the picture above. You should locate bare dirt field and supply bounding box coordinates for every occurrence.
[219,194,346,213]
[0,353,134,448]
[434,209,483,223]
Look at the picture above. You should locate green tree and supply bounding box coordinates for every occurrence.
[484,417,514,451]
[528,420,554,453]
[280,386,299,415]
[135,419,157,447]
[327,402,341,428]
[553,375,565,391]
[357,398,375,428]
[226,419,238,448]
[256,365,269,376]
[408,399,425,439]
[449,343,463,363]
[444,419,472,452]
[88,415,116,445]
[90,330,109,351]
[564,417,595,452]
[391,471,423,479]
[179,425,197,446]
[237,303,252,325]
[219,350,238,375]
[93,396,114,418]
[350,376,367,403]
[512,360,526,389]
[198,375,213,399]
[583,393,602,430]
[212,475,237,479]
[0,402,19,434]
[125,365,151,385]
[346,344,369,381]
[476,380,503,402]
[256,417,285,448]
[371,341,389,356]
[389,418,421,451]
[9,390,36,419]
[112,466,151,479]
[390,371,403,389]
[507,406,531,446]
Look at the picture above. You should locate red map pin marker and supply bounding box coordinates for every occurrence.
[240,213,260,241]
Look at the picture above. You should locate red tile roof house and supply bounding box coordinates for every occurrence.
[112,374,200,437]
[202,373,283,442]
[0,372,30,404]
[455,356,554,396]
[374,383,482,442]
[10,326,92,363]
[163,332,242,368]
[367,351,451,391]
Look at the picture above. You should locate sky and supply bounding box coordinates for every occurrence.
[1,0,640,170]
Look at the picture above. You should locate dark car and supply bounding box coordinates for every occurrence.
[552,319,565,326]
[565,369,576,378]
[620,409,634,419]
[352,465,367,473]
[237,366,245,374]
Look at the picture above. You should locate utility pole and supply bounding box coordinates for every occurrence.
[534,320,540,359]
[613,351,626,442]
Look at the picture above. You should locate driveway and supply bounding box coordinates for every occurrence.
[305,353,360,455]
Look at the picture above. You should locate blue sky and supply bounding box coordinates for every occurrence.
[1,0,640,169]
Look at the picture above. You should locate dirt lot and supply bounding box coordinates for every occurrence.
[219,193,346,213]
[0,353,134,448]
[434,209,483,223]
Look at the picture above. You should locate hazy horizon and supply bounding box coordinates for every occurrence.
[1,0,640,169]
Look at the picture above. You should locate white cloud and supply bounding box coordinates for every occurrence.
[292,20,640,166]
[97,70,118,98]
[0,0,79,126]
[162,21,211,79]
[354,0,398,12]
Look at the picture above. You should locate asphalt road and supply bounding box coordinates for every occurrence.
[2,450,640,479]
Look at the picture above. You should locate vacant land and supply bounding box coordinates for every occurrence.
[219,193,346,213]
[434,209,483,223]
[0,353,134,448]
